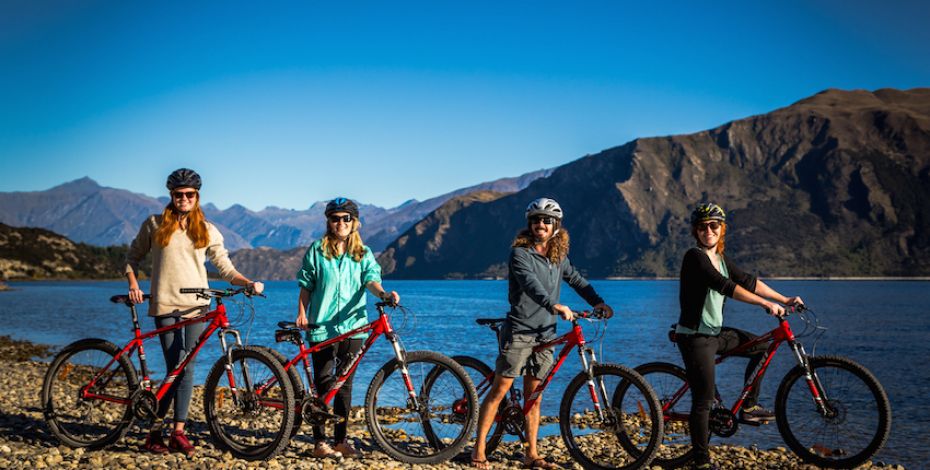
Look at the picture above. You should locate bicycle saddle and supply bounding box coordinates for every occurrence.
[277,321,321,330]
[476,318,506,326]
[110,294,151,305]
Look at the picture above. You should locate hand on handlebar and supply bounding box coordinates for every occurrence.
[763,301,786,317]
[380,290,400,306]
[593,303,614,319]
[248,281,265,296]
[552,304,574,321]
[128,286,145,304]
[784,296,804,308]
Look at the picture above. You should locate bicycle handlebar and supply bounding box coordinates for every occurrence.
[179,287,265,298]
[573,308,610,320]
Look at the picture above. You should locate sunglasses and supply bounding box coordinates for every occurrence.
[696,221,722,232]
[172,191,198,200]
[328,214,354,223]
[529,216,555,226]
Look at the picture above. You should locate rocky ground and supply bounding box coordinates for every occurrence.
[0,336,904,469]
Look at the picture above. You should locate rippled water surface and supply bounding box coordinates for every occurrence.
[1,279,926,467]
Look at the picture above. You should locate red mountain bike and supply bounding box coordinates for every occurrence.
[260,301,479,465]
[445,309,664,470]
[622,306,891,469]
[41,288,296,461]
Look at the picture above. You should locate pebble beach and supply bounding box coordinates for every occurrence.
[0,336,905,469]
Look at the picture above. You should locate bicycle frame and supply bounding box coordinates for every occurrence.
[275,303,417,407]
[81,296,242,407]
[664,315,829,421]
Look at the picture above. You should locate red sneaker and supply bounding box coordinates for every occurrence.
[142,431,169,454]
[168,430,196,457]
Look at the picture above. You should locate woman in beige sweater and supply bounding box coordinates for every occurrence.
[125,168,263,456]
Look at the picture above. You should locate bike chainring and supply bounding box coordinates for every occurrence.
[130,389,158,421]
[709,407,738,437]
[500,404,526,437]
[301,396,341,426]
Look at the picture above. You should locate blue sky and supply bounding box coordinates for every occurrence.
[1,1,928,210]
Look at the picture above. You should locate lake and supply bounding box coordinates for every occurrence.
[1,279,926,467]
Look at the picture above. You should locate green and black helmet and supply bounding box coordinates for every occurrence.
[690,203,726,225]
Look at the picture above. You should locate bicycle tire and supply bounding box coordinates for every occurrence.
[256,346,305,438]
[775,355,891,468]
[626,362,694,469]
[560,363,663,470]
[365,350,479,464]
[450,355,508,455]
[42,338,138,449]
[203,346,296,461]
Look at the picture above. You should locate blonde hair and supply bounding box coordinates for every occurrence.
[691,222,727,254]
[321,218,367,262]
[512,223,570,264]
[153,196,210,249]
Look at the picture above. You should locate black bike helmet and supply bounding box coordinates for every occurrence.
[690,203,726,225]
[166,168,202,191]
[324,197,359,218]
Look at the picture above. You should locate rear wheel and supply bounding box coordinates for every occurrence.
[776,355,891,468]
[366,350,478,464]
[258,346,305,438]
[449,355,509,455]
[621,362,695,468]
[42,339,137,449]
[203,346,295,460]
[560,363,663,470]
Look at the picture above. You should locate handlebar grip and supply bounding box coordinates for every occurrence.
[179,288,205,294]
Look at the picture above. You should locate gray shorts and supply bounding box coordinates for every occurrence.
[494,333,554,380]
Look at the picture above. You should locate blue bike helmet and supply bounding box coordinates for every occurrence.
[325,197,359,218]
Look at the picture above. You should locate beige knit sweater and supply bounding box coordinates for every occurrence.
[125,215,241,316]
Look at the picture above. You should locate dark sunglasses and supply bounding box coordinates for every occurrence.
[172,190,198,200]
[328,214,353,223]
[696,221,722,232]
[529,216,555,226]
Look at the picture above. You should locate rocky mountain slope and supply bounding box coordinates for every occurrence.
[0,170,551,253]
[379,88,930,278]
[0,223,144,279]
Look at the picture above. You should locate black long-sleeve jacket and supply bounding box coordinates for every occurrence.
[677,247,757,331]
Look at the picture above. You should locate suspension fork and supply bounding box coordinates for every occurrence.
[578,345,609,419]
[788,339,831,415]
[387,331,420,409]
[218,328,246,404]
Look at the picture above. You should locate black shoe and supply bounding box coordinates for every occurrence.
[740,405,775,423]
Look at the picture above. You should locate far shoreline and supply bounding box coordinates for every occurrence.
[4,276,930,284]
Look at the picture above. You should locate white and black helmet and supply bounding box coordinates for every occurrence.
[525,197,563,220]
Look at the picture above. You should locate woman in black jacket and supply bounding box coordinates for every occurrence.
[676,203,803,470]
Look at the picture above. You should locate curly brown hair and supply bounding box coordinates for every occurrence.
[512,223,570,264]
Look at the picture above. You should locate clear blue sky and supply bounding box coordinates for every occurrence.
[1,1,928,210]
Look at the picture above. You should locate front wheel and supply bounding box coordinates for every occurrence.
[203,346,296,461]
[627,362,694,468]
[775,355,891,468]
[365,350,479,464]
[41,339,138,449]
[560,363,663,470]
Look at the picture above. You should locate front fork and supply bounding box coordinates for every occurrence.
[788,340,831,416]
[218,328,246,404]
[387,332,421,409]
[579,346,610,420]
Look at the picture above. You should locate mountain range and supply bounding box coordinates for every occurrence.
[379,88,930,278]
[0,169,552,253]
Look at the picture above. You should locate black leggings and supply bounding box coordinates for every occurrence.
[310,338,364,442]
[676,327,767,464]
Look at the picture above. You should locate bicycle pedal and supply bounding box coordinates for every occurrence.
[737,418,769,426]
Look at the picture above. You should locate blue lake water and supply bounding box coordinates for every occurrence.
[1,279,926,467]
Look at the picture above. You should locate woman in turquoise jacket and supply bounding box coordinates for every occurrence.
[295,197,400,459]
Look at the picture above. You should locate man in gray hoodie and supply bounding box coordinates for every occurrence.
[471,198,613,469]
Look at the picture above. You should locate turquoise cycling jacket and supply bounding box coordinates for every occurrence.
[296,239,382,342]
